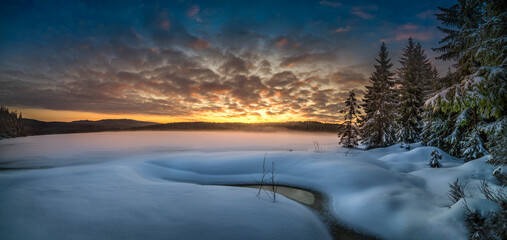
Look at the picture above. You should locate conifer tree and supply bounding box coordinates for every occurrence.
[429,149,443,168]
[415,43,437,101]
[339,90,361,148]
[360,43,397,149]
[0,106,27,138]
[397,38,431,143]
[424,0,506,162]
[428,66,440,93]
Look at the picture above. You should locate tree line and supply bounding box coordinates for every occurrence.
[338,0,505,168]
[338,38,439,150]
[132,121,341,132]
[0,106,27,138]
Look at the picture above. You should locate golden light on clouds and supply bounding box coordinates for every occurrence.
[0,0,448,125]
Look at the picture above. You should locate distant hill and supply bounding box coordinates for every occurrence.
[71,119,157,129]
[130,121,340,133]
[12,119,339,137]
[21,119,157,136]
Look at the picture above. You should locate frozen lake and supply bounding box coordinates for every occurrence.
[0,131,499,240]
[0,131,338,169]
[0,131,340,240]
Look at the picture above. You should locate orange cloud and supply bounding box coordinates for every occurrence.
[395,32,433,41]
[381,24,434,42]
[398,23,419,31]
[275,37,289,47]
[160,20,170,30]
[191,38,210,50]
[334,26,351,33]
[351,7,374,19]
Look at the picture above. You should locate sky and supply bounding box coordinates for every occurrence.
[0,0,455,123]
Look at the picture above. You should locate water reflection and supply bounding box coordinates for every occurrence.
[239,185,315,205]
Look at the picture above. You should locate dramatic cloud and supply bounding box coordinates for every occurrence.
[266,71,298,87]
[328,69,369,88]
[219,54,251,75]
[0,0,454,122]
[279,53,336,68]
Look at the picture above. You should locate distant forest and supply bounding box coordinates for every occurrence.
[0,107,340,138]
[0,106,27,138]
[131,121,340,132]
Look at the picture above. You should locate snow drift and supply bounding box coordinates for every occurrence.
[0,131,501,240]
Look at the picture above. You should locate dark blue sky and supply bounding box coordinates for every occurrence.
[0,0,455,122]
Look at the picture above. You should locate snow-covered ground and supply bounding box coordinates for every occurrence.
[0,131,502,240]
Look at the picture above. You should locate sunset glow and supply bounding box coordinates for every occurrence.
[13,107,308,123]
[1,1,504,240]
[0,0,452,123]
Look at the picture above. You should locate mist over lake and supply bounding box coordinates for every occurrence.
[0,131,338,169]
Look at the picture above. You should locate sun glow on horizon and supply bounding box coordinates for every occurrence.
[11,107,338,124]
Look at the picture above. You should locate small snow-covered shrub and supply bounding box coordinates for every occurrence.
[465,207,506,240]
[429,149,443,168]
[464,181,506,240]
[479,181,506,207]
[448,179,506,239]
[448,178,467,204]
[464,209,488,240]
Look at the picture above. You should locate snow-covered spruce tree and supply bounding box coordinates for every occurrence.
[339,90,361,148]
[429,149,443,168]
[424,0,506,162]
[360,43,398,149]
[396,38,433,143]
